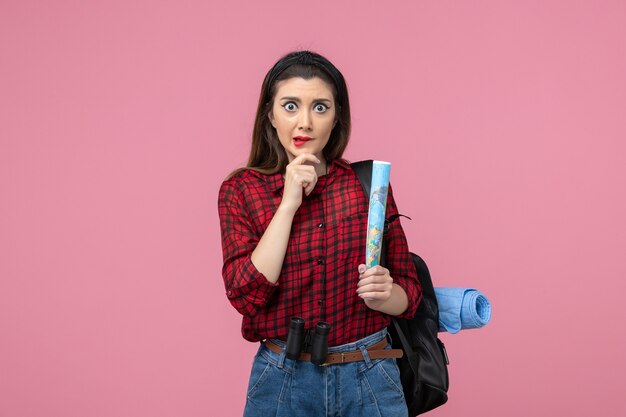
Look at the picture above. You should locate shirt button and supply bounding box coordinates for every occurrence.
[227,290,232,296]
[316,257,324,265]
[317,223,324,228]
[318,300,324,306]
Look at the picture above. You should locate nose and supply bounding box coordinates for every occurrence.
[298,110,312,131]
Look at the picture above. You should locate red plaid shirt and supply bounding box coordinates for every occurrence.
[218,159,421,346]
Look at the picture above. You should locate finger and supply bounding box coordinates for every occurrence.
[286,167,315,186]
[300,173,318,196]
[291,153,321,166]
[304,181,315,196]
[357,275,388,287]
[302,176,318,195]
[358,291,390,301]
[358,281,393,292]
[359,265,389,279]
[371,265,388,275]
[287,165,317,181]
[286,163,316,177]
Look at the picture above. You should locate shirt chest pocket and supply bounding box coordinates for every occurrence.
[337,211,368,263]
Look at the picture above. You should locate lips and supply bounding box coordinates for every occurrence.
[293,136,313,147]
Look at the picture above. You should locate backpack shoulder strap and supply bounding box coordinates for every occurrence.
[351,160,373,197]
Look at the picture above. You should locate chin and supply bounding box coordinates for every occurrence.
[286,147,323,162]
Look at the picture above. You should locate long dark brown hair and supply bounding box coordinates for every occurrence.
[230,51,351,178]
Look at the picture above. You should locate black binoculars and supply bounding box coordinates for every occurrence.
[285,317,330,366]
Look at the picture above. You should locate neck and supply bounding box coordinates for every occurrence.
[316,159,329,176]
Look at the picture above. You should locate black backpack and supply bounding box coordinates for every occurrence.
[351,160,450,416]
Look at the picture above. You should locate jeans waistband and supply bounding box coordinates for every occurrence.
[269,328,388,354]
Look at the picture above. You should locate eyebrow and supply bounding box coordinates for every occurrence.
[279,96,333,103]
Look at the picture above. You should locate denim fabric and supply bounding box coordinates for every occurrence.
[243,328,408,417]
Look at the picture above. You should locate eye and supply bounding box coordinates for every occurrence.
[282,102,297,112]
[314,103,329,113]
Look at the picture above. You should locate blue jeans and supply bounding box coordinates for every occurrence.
[243,328,408,417]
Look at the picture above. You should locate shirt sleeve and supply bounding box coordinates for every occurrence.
[384,184,422,319]
[218,177,278,317]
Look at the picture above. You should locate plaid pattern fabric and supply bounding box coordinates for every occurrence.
[218,159,421,346]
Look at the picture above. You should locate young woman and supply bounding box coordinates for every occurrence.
[218,50,421,417]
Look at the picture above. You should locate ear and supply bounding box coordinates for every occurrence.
[268,110,276,128]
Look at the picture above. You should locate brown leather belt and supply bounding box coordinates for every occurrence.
[264,338,403,366]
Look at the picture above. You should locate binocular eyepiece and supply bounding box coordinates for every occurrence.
[285,317,306,360]
[285,317,331,366]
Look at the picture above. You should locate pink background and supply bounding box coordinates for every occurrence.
[2,1,625,416]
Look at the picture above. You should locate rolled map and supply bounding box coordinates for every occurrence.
[365,161,391,268]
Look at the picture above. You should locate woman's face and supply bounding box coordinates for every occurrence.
[269,76,337,165]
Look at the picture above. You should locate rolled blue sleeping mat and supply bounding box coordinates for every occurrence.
[434,288,492,334]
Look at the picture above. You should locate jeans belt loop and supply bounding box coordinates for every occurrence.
[360,345,373,368]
